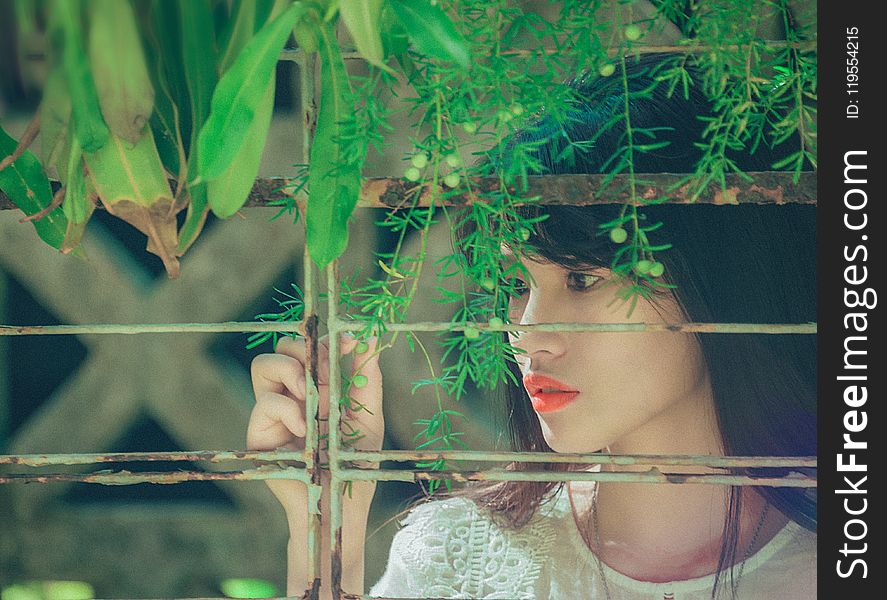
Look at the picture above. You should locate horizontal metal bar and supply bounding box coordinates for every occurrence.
[278,40,816,62]
[0,465,814,487]
[0,172,816,211]
[0,466,310,486]
[351,322,818,334]
[0,321,306,336]
[336,450,817,469]
[0,449,307,466]
[0,320,817,336]
[336,468,816,488]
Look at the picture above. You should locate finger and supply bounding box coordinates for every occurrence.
[275,335,348,385]
[251,353,306,401]
[246,391,307,449]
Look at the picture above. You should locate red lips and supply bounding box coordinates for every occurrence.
[522,373,580,413]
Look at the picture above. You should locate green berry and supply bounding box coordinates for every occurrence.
[462,121,477,134]
[404,167,421,182]
[519,227,531,241]
[609,227,628,244]
[648,261,665,277]
[355,341,369,354]
[352,374,368,388]
[509,103,525,116]
[445,153,462,167]
[443,173,461,188]
[497,109,513,123]
[634,259,653,275]
[488,317,504,329]
[481,277,496,291]
[624,24,642,41]
[464,326,480,339]
[410,153,429,169]
[598,63,616,77]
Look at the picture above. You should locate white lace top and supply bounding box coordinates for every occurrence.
[369,483,816,599]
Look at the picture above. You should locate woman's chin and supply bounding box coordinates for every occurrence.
[540,426,604,454]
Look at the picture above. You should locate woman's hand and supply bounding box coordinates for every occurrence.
[246,332,384,518]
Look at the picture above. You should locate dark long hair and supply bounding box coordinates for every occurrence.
[419,53,816,599]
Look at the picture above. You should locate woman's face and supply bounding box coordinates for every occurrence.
[503,246,721,456]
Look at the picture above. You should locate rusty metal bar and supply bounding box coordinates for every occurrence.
[0,172,816,211]
[0,463,815,488]
[335,450,817,469]
[276,40,817,63]
[0,449,816,469]
[299,47,323,600]
[0,466,309,485]
[327,260,347,599]
[0,320,817,336]
[0,449,307,466]
[337,468,816,488]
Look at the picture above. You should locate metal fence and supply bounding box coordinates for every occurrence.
[0,46,816,600]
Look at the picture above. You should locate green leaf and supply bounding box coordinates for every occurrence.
[51,0,109,152]
[379,2,408,58]
[61,134,95,253]
[389,0,470,68]
[146,0,192,175]
[179,0,217,144]
[207,73,276,218]
[306,21,364,268]
[196,2,306,182]
[84,129,180,277]
[219,578,278,599]
[39,66,73,178]
[87,0,155,143]
[218,0,267,73]
[176,0,218,255]
[340,0,393,73]
[0,126,70,251]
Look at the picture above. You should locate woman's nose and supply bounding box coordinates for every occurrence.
[510,291,568,361]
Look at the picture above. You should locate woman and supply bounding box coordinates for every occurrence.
[247,54,816,599]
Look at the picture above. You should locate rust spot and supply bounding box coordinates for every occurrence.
[748,183,786,204]
[712,186,740,205]
[378,181,407,208]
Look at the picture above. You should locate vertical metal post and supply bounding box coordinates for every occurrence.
[326,260,345,599]
[297,48,322,599]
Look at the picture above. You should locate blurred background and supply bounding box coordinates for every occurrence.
[0,0,812,597]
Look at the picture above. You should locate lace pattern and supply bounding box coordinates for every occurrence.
[370,496,556,599]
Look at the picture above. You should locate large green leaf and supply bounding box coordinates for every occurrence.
[176,0,218,256]
[196,2,306,182]
[207,74,276,218]
[179,0,217,142]
[217,0,276,73]
[38,66,72,179]
[60,134,95,253]
[388,0,470,68]
[340,0,392,72]
[0,126,71,252]
[306,21,364,269]
[51,0,109,152]
[145,0,192,176]
[84,129,180,277]
[87,0,155,144]
[218,0,257,73]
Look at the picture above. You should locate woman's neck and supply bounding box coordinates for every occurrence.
[578,375,786,582]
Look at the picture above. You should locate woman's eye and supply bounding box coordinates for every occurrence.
[501,278,529,297]
[567,272,602,291]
